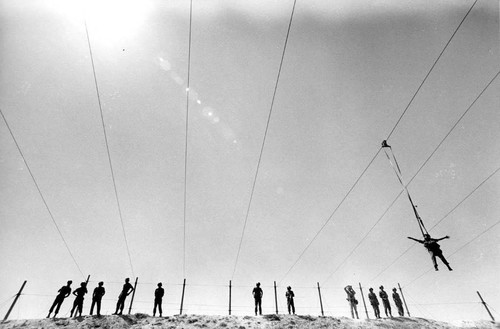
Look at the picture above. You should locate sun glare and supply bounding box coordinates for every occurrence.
[49,0,152,45]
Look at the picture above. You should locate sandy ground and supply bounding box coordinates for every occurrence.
[1,314,499,329]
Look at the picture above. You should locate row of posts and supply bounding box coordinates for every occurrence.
[3,279,496,322]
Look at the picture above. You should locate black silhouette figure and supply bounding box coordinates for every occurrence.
[344,285,359,319]
[285,286,295,315]
[90,282,105,316]
[153,282,164,317]
[47,280,72,318]
[392,288,404,316]
[70,282,88,317]
[408,234,452,271]
[368,288,380,319]
[252,282,263,316]
[379,286,392,317]
[113,278,134,315]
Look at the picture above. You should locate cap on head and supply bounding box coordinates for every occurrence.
[158,282,162,287]
[369,288,373,291]
[81,282,86,287]
[125,278,130,282]
[287,286,291,290]
[379,285,384,289]
[256,282,260,286]
[393,288,397,291]
[424,234,430,239]
[67,280,73,285]
[99,282,104,286]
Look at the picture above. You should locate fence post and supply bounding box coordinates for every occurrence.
[128,277,138,315]
[3,280,27,322]
[85,275,90,285]
[359,282,369,319]
[398,283,410,317]
[317,282,324,316]
[180,279,186,315]
[228,280,232,315]
[477,291,495,322]
[274,281,278,314]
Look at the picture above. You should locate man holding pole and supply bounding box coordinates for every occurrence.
[113,278,134,315]
[368,288,380,319]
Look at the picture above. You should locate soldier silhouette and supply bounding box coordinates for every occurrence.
[90,282,105,316]
[285,286,295,315]
[113,278,134,315]
[47,280,72,318]
[408,234,452,271]
[344,285,359,319]
[379,286,392,317]
[392,288,404,316]
[368,288,380,319]
[70,282,88,317]
[252,282,263,315]
[153,282,164,317]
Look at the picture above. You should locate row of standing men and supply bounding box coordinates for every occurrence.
[46,279,401,319]
[344,285,405,319]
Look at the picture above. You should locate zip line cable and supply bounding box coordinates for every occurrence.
[183,0,194,280]
[322,189,405,285]
[385,0,479,141]
[231,0,298,280]
[279,148,382,283]
[0,109,85,278]
[293,67,499,284]
[404,218,500,288]
[278,0,481,284]
[84,21,135,277]
[372,164,500,280]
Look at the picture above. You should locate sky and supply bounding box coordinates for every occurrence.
[0,0,499,322]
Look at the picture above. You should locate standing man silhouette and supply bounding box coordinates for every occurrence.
[368,288,380,319]
[90,282,105,316]
[113,278,134,315]
[47,280,72,318]
[70,282,88,317]
[379,286,392,317]
[285,286,295,315]
[392,288,404,316]
[153,282,164,317]
[344,285,359,319]
[252,282,263,315]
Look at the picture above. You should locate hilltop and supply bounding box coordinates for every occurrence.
[1,314,498,329]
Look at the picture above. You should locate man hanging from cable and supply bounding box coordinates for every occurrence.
[408,234,452,271]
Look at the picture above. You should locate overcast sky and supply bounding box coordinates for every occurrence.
[0,0,499,322]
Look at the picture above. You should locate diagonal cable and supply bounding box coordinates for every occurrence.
[278,148,382,283]
[231,0,298,280]
[0,108,85,278]
[182,0,194,280]
[322,68,499,283]
[386,0,479,140]
[84,21,135,277]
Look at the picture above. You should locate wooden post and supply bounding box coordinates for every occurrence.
[228,280,232,315]
[85,275,90,285]
[274,281,278,314]
[180,279,186,315]
[317,282,324,316]
[398,283,410,317]
[127,277,138,315]
[3,280,27,322]
[477,291,495,322]
[359,283,369,319]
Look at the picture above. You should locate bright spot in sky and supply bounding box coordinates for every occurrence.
[202,107,215,117]
[197,100,201,104]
